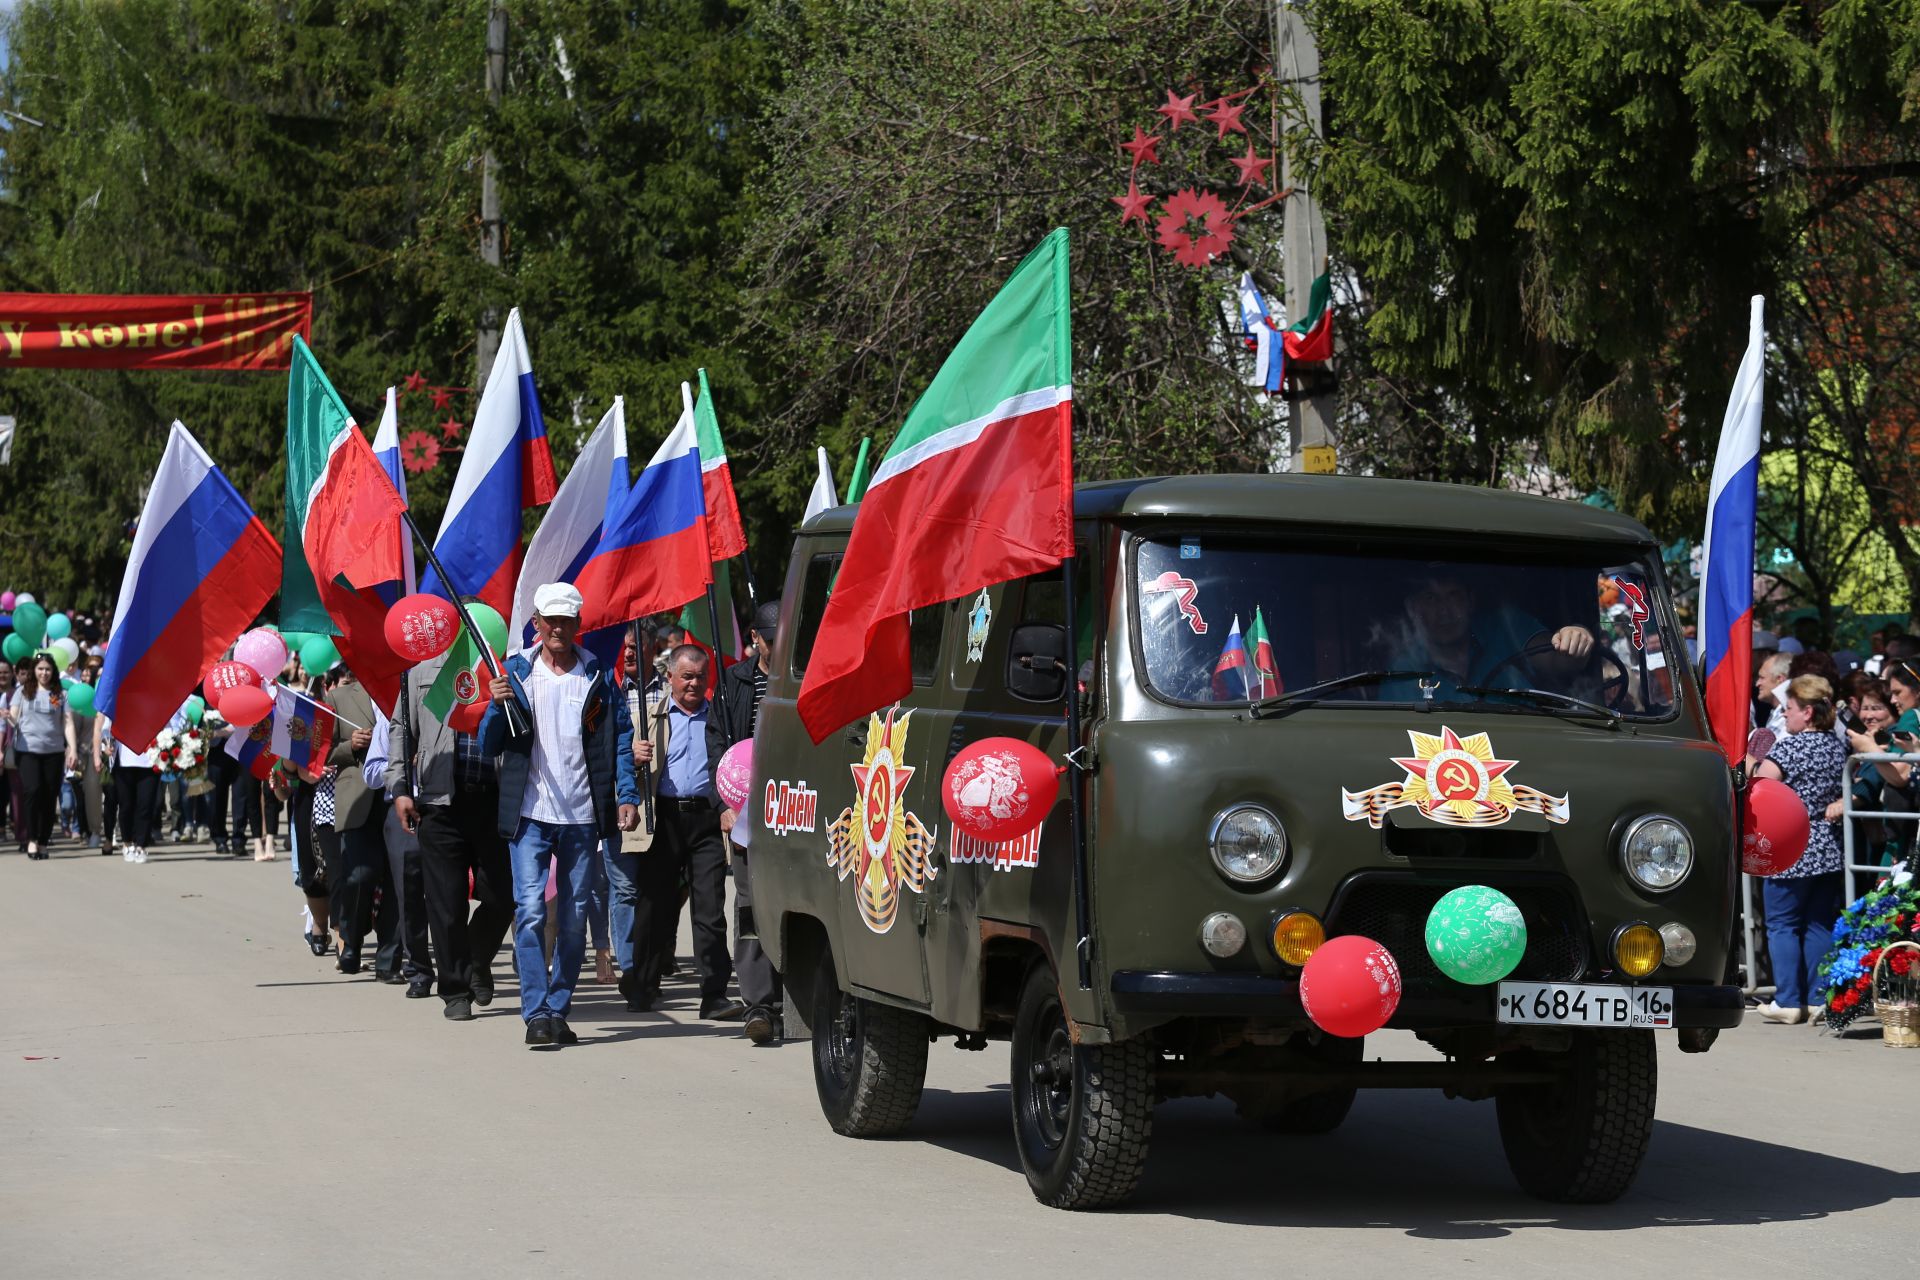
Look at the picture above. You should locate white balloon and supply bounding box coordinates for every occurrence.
[16,593,35,605]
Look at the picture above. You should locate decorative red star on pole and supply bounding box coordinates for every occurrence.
[1112,178,1153,226]
[1204,96,1248,138]
[1155,90,1199,132]
[439,416,465,442]
[430,386,455,411]
[402,370,429,395]
[1119,125,1161,167]
[1230,142,1275,188]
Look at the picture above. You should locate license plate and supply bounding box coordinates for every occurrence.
[1495,982,1674,1028]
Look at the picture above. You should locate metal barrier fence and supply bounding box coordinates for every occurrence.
[1735,748,1915,997]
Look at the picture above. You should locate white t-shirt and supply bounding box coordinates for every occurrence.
[520,657,595,825]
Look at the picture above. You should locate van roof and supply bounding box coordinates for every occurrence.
[803,473,1658,547]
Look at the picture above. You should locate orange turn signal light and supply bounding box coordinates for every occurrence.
[1271,911,1325,966]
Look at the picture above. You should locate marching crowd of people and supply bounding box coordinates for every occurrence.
[1,582,788,1049]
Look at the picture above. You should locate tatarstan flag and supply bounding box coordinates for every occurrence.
[1282,271,1333,364]
[423,633,498,735]
[693,368,747,560]
[283,336,410,714]
[797,227,1074,743]
[1249,606,1281,697]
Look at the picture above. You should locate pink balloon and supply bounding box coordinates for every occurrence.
[1299,935,1403,1038]
[942,737,1058,842]
[233,628,289,681]
[0,591,14,610]
[220,684,274,728]
[716,739,754,812]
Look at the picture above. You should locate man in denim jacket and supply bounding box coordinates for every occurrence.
[479,582,641,1048]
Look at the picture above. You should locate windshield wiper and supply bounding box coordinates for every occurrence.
[1457,684,1622,727]
[1251,670,1447,719]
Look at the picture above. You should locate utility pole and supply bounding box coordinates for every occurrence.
[475,1,508,388]
[1277,0,1336,474]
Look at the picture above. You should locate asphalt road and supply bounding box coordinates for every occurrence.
[2,837,1915,1277]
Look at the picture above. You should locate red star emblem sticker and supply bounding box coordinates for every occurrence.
[1204,96,1248,138]
[439,416,464,441]
[1230,142,1274,188]
[1155,89,1199,132]
[430,386,455,411]
[1112,178,1153,226]
[1119,125,1161,167]
[402,370,429,395]
[1393,727,1517,790]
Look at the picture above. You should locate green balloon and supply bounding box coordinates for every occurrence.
[300,634,342,675]
[44,612,71,641]
[2,633,28,663]
[1425,885,1528,986]
[466,602,510,656]
[11,600,47,645]
[185,694,206,725]
[66,683,96,716]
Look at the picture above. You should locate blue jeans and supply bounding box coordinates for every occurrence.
[508,818,598,1022]
[1763,872,1844,1008]
[602,840,641,971]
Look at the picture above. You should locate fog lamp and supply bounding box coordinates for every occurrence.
[1200,912,1247,958]
[1658,922,1698,966]
[1270,911,1325,966]
[1612,922,1665,978]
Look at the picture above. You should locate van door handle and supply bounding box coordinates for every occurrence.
[845,724,866,749]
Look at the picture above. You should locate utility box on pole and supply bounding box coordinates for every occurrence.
[1277,0,1335,473]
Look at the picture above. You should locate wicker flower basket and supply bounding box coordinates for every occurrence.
[1874,941,1920,1049]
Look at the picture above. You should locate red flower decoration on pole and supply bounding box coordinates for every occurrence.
[399,430,441,473]
[1155,188,1234,268]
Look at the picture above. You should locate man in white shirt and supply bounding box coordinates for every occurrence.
[479,582,640,1049]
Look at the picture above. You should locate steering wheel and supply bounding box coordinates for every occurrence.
[1479,636,1632,709]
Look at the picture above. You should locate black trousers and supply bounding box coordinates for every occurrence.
[335,805,397,971]
[102,769,119,846]
[732,847,782,1010]
[388,815,433,982]
[113,767,159,847]
[206,749,240,848]
[630,801,731,1001]
[17,751,63,847]
[416,789,514,1003]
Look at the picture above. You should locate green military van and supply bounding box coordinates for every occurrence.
[747,474,1742,1211]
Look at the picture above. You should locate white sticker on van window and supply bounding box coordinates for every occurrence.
[1142,570,1209,635]
[965,589,992,662]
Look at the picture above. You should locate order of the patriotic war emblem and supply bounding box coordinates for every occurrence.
[1341,726,1569,829]
[826,708,938,933]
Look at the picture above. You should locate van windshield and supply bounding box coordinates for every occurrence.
[1133,535,1680,718]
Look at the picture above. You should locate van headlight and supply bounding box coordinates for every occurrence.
[1621,815,1692,893]
[1210,805,1288,885]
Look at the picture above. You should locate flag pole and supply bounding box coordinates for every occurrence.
[625,620,654,837]
[399,508,530,740]
[1059,551,1093,992]
[704,582,732,726]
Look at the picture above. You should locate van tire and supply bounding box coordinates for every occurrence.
[1495,1029,1656,1203]
[1010,965,1153,1210]
[810,947,929,1138]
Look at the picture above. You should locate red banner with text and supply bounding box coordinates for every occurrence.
[0,291,312,372]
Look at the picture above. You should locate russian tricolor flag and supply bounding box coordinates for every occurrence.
[513,398,630,663]
[1700,296,1766,767]
[224,716,280,780]
[1211,614,1252,700]
[97,422,282,751]
[1237,273,1283,394]
[368,386,417,605]
[420,308,557,614]
[270,686,337,772]
[575,384,712,635]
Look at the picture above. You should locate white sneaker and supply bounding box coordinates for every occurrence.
[1758,1000,1807,1024]
[132,846,148,864]
[122,845,135,863]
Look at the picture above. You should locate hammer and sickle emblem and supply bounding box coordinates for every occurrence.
[1438,760,1475,798]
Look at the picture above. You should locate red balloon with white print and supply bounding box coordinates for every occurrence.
[1742,777,1810,876]
[941,737,1058,843]
[383,593,461,663]
[205,659,265,711]
[1299,935,1403,1038]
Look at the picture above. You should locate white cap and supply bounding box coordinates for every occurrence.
[533,582,584,618]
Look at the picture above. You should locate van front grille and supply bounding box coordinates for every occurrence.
[1323,874,1589,996]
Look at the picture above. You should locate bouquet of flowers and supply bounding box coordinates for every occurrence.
[153,725,213,795]
[1816,875,1920,1033]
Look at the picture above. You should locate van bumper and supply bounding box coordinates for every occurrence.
[1109,970,1745,1029]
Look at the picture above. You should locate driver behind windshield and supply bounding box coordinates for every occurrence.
[1380,566,1595,702]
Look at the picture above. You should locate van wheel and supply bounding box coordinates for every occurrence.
[1495,1029,1656,1203]
[810,947,929,1138]
[1010,965,1153,1210]
[1251,1033,1361,1135]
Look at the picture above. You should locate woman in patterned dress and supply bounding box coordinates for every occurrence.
[1753,675,1848,1024]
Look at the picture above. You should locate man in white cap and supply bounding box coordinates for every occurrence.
[479,582,641,1048]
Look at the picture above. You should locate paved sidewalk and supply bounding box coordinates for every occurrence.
[1,836,1915,1277]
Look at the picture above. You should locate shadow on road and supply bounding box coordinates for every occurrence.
[910,1086,1920,1234]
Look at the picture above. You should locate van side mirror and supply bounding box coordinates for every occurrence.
[1007,623,1069,703]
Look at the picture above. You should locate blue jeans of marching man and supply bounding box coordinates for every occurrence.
[508,817,599,1022]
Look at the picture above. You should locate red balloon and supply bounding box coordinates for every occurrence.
[942,736,1058,842]
[1743,777,1810,876]
[220,684,274,728]
[1299,935,1403,1038]
[383,593,461,663]
[205,659,264,710]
